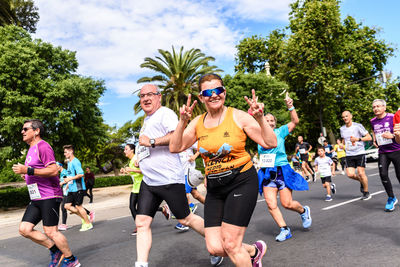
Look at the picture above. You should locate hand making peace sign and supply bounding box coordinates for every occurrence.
[180,94,197,122]
[245,89,264,119]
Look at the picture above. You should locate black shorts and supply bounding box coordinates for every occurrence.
[22,198,61,226]
[204,166,258,228]
[300,154,309,162]
[137,182,190,220]
[65,190,85,206]
[345,154,366,168]
[321,176,332,184]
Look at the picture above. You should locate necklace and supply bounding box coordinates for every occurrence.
[205,107,225,127]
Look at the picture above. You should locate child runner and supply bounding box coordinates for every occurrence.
[314,147,336,201]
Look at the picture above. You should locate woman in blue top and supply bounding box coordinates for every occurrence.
[258,92,311,242]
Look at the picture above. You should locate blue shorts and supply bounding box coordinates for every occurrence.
[185,175,197,194]
[262,167,287,191]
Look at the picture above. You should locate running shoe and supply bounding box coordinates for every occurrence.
[162,204,171,220]
[385,197,398,212]
[305,176,311,182]
[275,227,292,242]
[341,171,345,175]
[312,173,316,182]
[89,211,95,223]
[362,191,371,201]
[131,228,137,236]
[79,223,93,232]
[58,224,68,231]
[210,255,224,266]
[325,195,333,202]
[60,257,81,267]
[252,240,267,267]
[189,203,198,214]
[175,223,189,232]
[49,249,64,267]
[300,206,312,228]
[331,183,336,195]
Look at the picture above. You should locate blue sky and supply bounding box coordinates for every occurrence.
[34,0,399,128]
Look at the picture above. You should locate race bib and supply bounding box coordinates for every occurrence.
[325,148,330,153]
[299,148,306,154]
[27,183,41,200]
[319,164,331,175]
[260,154,276,168]
[345,140,357,150]
[376,133,393,146]
[137,145,150,162]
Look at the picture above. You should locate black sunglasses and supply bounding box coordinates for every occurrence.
[22,127,33,132]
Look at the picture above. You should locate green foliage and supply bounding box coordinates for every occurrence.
[136,46,222,117]
[0,0,39,33]
[0,186,29,209]
[93,175,132,188]
[223,72,300,151]
[234,0,394,142]
[235,35,269,73]
[0,25,107,164]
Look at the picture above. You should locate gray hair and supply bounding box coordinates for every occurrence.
[372,99,386,106]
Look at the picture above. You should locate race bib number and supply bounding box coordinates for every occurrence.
[137,145,150,162]
[376,133,393,146]
[260,154,276,168]
[325,148,330,153]
[27,183,41,200]
[299,148,306,154]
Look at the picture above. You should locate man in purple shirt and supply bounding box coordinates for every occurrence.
[12,119,80,267]
[370,100,400,211]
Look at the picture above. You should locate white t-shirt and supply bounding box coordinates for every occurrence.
[340,122,369,156]
[138,107,184,186]
[314,156,333,177]
[179,142,198,174]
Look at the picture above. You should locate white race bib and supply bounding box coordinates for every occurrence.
[260,154,276,168]
[137,145,150,162]
[376,133,393,146]
[299,148,306,154]
[319,164,331,176]
[27,183,41,200]
[325,147,330,153]
[345,140,357,150]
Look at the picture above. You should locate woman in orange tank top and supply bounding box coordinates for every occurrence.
[170,74,277,267]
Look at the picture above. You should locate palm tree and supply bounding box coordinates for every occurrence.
[135,46,222,116]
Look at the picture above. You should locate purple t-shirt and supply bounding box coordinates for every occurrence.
[370,113,400,153]
[25,140,63,200]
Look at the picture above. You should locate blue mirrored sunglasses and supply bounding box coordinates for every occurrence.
[200,87,225,97]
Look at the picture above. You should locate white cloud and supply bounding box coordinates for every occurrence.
[34,0,291,97]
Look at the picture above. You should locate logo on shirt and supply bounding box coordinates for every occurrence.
[223,131,230,138]
[384,122,390,127]
[198,135,208,141]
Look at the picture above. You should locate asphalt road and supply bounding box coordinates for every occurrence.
[1,162,400,267]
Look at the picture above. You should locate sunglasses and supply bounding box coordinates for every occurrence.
[22,127,33,132]
[200,87,225,97]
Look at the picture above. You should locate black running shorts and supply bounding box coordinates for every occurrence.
[204,166,258,228]
[22,198,61,226]
[137,182,190,220]
[345,154,366,168]
[321,176,332,184]
[64,190,85,206]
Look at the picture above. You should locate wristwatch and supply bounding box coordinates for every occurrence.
[150,139,156,148]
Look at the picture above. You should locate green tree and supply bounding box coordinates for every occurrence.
[235,0,394,143]
[0,0,39,33]
[0,26,107,169]
[136,46,222,116]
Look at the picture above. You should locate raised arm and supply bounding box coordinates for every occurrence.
[284,92,299,133]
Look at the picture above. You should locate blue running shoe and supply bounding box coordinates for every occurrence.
[175,223,189,232]
[60,257,80,267]
[49,250,64,267]
[275,227,292,242]
[189,203,198,214]
[385,197,398,212]
[325,195,333,202]
[210,255,224,266]
[300,206,312,228]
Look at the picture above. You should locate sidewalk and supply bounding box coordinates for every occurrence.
[0,183,206,240]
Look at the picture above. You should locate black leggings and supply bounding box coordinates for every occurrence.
[339,157,346,171]
[61,197,68,224]
[378,150,400,198]
[129,192,139,220]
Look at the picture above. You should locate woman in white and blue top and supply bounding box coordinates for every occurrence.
[258,93,311,242]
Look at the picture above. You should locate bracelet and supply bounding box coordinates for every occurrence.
[27,167,35,176]
[288,106,295,111]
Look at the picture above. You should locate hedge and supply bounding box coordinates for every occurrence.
[0,175,132,209]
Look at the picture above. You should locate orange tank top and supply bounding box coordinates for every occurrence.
[195,107,252,176]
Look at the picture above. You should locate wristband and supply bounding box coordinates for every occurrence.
[27,167,35,176]
[288,106,295,111]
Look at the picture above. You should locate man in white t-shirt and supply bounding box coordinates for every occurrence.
[134,84,205,267]
[340,111,372,200]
